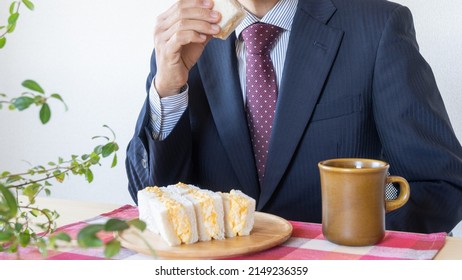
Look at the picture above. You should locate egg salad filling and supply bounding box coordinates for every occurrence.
[226,190,249,236]
[176,183,219,239]
[146,186,192,244]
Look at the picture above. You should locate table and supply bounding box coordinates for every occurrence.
[6,196,462,260]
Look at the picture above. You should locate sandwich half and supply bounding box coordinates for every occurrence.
[213,0,246,40]
[137,186,198,246]
[220,189,256,237]
[168,182,225,241]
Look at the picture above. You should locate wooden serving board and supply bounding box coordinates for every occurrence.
[117,212,293,259]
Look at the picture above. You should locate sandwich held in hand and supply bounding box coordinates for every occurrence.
[138,182,256,246]
[213,0,246,40]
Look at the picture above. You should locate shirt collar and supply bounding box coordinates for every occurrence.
[235,0,299,38]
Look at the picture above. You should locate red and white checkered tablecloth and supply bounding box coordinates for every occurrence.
[0,205,447,260]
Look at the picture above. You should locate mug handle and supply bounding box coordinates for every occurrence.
[385,176,410,212]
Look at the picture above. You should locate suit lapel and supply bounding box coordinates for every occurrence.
[258,0,344,209]
[197,35,260,199]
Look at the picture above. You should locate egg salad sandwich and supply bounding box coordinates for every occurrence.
[213,0,246,40]
[219,189,256,237]
[167,182,225,241]
[137,186,198,246]
[138,183,256,246]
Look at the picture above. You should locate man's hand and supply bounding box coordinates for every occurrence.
[153,0,221,97]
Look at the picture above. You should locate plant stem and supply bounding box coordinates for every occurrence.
[19,205,54,236]
[3,166,75,189]
[1,165,62,179]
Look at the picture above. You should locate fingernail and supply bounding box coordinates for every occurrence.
[211,24,220,32]
[202,0,211,6]
[210,11,219,19]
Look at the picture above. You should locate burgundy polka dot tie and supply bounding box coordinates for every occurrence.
[242,23,282,185]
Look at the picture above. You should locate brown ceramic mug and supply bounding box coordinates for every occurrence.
[318,158,410,246]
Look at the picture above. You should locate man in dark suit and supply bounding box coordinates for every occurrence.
[125,0,462,234]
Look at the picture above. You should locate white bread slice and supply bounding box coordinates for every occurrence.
[137,188,160,234]
[167,183,225,241]
[220,189,256,237]
[213,0,246,40]
[138,186,198,246]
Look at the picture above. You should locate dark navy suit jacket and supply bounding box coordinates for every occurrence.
[126,0,462,233]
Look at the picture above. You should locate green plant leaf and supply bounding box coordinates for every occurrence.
[15,223,23,231]
[128,219,147,231]
[111,153,117,168]
[85,169,94,183]
[102,142,118,158]
[53,232,71,243]
[12,96,34,110]
[104,239,121,258]
[53,170,65,183]
[0,184,18,220]
[8,13,20,26]
[36,238,48,256]
[93,145,103,155]
[29,209,40,217]
[22,0,35,11]
[9,2,16,14]
[104,219,129,232]
[19,230,31,247]
[50,93,68,110]
[77,224,104,248]
[22,80,45,94]
[23,183,41,199]
[39,103,51,124]
[0,231,14,241]
[89,152,100,164]
[5,174,21,184]
[7,22,16,33]
[0,37,6,49]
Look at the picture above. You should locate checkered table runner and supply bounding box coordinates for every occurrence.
[0,205,447,260]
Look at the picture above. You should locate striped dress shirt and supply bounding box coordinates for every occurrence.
[149,0,298,140]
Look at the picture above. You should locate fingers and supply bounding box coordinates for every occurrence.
[158,0,219,28]
[152,0,222,97]
[155,0,221,47]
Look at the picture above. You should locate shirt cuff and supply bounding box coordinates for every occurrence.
[149,80,188,140]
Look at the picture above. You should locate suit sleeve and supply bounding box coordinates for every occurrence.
[125,50,193,204]
[373,6,462,233]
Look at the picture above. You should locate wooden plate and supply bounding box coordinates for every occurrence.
[117,212,293,259]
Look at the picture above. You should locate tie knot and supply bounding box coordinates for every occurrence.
[241,23,282,55]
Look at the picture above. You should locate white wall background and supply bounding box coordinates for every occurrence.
[1,1,461,233]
